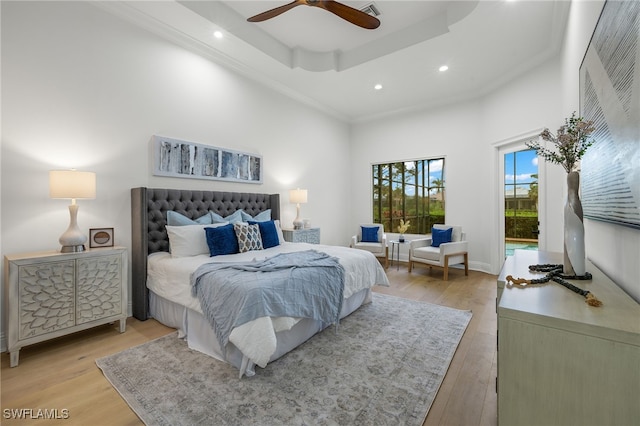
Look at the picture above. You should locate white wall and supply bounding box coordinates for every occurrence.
[0,1,351,349]
[351,0,640,303]
[351,58,563,275]
[350,101,489,272]
[560,0,640,302]
[2,0,638,357]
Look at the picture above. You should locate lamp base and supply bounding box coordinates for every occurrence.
[293,203,304,230]
[58,203,88,253]
[60,244,86,253]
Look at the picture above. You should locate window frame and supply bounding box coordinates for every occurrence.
[372,157,446,234]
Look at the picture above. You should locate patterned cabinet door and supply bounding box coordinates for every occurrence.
[76,254,122,324]
[18,261,75,340]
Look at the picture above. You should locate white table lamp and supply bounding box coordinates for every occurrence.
[289,188,307,230]
[50,170,96,252]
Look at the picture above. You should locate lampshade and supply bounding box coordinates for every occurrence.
[289,188,308,204]
[50,170,96,200]
[49,170,96,253]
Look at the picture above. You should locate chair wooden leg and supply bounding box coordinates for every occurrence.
[443,256,449,281]
[384,246,389,269]
[408,260,412,272]
[464,252,469,276]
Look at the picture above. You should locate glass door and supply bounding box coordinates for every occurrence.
[504,149,539,256]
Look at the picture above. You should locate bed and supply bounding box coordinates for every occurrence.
[131,187,389,377]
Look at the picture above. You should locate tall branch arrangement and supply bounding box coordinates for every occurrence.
[526,112,596,173]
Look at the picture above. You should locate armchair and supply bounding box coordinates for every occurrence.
[350,223,388,268]
[408,225,468,280]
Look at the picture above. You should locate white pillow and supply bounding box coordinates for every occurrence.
[274,220,285,245]
[166,222,228,257]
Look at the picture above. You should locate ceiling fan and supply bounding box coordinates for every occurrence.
[247,0,381,30]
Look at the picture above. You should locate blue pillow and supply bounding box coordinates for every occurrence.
[167,210,212,226]
[210,210,245,224]
[431,227,453,247]
[242,209,271,222]
[205,224,239,256]
[248,220,280,249]
[361,226,379,243]
[209,211,228,224]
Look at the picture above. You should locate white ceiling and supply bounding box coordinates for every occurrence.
[98,0,571,122]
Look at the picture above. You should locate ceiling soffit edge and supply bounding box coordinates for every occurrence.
[180,0,478,72]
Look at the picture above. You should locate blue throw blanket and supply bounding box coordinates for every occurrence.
[191,250,345,351]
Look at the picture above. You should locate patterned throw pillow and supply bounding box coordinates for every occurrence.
[234,223,263,253]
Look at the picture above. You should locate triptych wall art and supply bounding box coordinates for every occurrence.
[579,0,640,229]
[152,135,262,184]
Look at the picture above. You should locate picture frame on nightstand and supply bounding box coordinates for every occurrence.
[89,227,114,248]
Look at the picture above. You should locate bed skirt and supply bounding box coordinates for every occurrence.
[149,288,372,377]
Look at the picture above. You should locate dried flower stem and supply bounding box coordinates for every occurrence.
[526,112,595,173]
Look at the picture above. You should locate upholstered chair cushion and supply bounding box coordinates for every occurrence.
[354,241,386,255]
[411,246,441,262]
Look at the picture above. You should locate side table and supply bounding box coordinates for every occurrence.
[282,227,320,244]
[389,240,409,270]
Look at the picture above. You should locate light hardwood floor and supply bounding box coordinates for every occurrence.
[1,263,498,425]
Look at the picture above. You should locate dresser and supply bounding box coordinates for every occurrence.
[5,247,128,367]
[282,227,320,244]
[497,250,640,425]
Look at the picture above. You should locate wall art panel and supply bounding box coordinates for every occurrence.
[580,0,640,229]
[152,135,262,184]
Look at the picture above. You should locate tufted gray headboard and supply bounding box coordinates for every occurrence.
[131,187,280,320]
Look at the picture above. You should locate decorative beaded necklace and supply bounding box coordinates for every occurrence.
[506,264,602,307]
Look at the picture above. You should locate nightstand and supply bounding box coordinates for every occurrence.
[4,246,128,367]
[282,227,321,244]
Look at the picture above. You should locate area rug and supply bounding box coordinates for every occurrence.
[96,293,472,425]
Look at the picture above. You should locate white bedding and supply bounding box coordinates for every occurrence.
[147,242,389,372]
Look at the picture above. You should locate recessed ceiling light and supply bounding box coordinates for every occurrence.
[374,84,383,90]
[439,65,449,72]
[214,30,223,39]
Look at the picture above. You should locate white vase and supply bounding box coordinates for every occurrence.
[564,171,585,276]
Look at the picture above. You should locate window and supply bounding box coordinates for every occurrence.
[372,158,445,234]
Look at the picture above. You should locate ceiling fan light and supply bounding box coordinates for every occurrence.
[439,65,449,72]
[374,84,383,90]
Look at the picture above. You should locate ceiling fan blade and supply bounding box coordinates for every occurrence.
[318,0,380,29]
[247,0,305,23]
